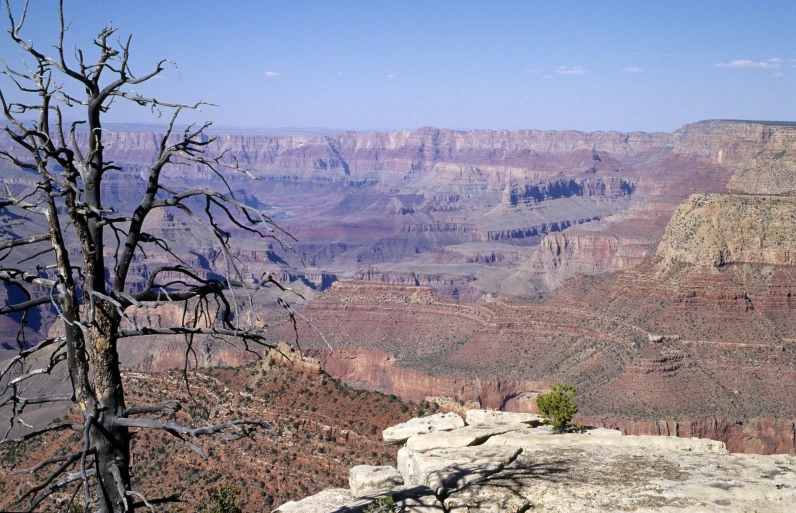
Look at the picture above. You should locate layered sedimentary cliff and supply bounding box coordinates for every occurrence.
[656,193,796,275]
[4,119,796,457]
[277,163,796,452]
[4,118,793,311]
[728,149,796,194]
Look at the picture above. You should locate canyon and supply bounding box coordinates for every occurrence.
[1,119,795,455]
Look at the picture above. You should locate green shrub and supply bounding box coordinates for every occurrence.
[364,496,395,513]
[536,384,578,434]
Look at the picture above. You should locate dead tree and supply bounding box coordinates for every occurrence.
[0,1,295,511]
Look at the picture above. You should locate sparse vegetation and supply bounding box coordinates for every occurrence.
[196,486,242,513]
[0,357,424,512]
[536,384,579,434]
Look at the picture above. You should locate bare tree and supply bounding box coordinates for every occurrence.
[0,2,295,511]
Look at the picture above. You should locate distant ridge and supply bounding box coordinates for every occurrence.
[709,119,796,127]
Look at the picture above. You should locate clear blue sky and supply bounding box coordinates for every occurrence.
[1,1,794,133]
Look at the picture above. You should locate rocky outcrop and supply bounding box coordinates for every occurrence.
[465,410,542,427]
[278,415,796,512]
[398,444,523,493]
[656,193,796,275]
[404,423,529,452]
[530,229,655,289]
[727,149,796,194]
[348,466,404,498]
[382,412,465,444]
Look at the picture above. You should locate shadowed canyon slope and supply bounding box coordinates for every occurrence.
[2,119,796,454]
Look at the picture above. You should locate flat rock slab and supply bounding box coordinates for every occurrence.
[383,412,465,444]
[485,426,727,454]
[276,485,444,513]
[472,445,796,512]
[465,409,542,427]
[348,465,403,498]
[405,423,530,452]
[445,483,530,513]
[274,489,353,513]
[398,445,523,494]
[328,486,444,513]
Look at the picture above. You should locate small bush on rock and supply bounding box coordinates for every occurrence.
[536,384,578,434]
[364,496,395,513]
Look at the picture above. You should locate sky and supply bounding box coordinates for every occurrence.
[0,0,794,133]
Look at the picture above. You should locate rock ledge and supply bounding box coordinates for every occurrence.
[275,410,796,512]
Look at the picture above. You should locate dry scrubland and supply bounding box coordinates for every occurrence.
[0,357,432,512]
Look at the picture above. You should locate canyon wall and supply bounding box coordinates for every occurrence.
[656,193,796,274]
[3,119,796,455]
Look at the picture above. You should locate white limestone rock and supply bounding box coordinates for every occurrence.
[398,444,522,494]
[405,423,529,452]
[281,421,796,512]
[382,412,465,444]
[348,465,403,498]
[388,485,445,513]
[445,483,530,513]
[465,409,542,427]
[484,443,796,512]
[273,489,353,513]
[328,486,442,513]
[485,426,727,453]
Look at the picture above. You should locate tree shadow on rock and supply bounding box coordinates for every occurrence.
[442,457,575,512]
[331,485,445,513]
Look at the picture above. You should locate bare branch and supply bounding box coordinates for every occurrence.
[0,422,82,445]
[117,326,273,343]
[115,417,271,460]
[123,400,180,416]
[0,235,49,252]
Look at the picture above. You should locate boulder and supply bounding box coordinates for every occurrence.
[348,465,403,498]
[405,423,529,452]
[382,412,465,444]
[397,445,522,494]
[465,409,542,427]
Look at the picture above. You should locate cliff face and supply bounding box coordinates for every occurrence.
[529,229,656,290]
[4,119,796,457]
[65,120,796,177]
[727,149,796,194]
[279,210,796,453]
[3,119,793,308]
[656,193,796,275]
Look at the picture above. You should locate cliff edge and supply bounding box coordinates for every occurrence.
[275,411,796,512]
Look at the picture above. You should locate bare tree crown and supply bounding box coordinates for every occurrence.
[0,1,295,511]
